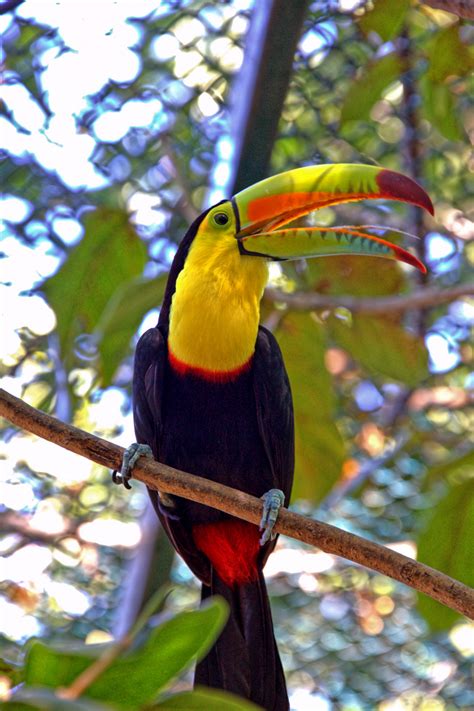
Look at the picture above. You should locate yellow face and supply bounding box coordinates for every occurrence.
[190,201,239,257]
[203,201,237,234]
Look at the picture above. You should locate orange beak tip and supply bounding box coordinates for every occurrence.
[376,170,434,216]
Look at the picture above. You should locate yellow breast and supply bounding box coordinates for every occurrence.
[168,232,268,376]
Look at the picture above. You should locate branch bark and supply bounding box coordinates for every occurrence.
[1,387,473,620]
[264,283,474,315]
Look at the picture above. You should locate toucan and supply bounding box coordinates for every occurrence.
[115,164,433,710]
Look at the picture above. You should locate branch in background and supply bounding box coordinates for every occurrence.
[0,510,78,545]
[160,136,199,224]
[227,0,309,193]
[48,332,71,423]
[112,503,168,640]
[0,0,24,14]
[420,0,474,19]
[1,387,473,620]
[321,432,409,510]
[264,283,474,315]
[409,386,474,410]
[399,24,429,338]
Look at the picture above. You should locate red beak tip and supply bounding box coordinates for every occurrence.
[393,245,427,274]
[377,170,434,216]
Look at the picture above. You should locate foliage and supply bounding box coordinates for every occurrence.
[1,596,257,710]
[1,0,473,708]
[417,451,474,631]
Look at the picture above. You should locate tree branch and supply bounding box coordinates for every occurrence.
[1,387,473,620]
[0,0,25,14]
[264,283,474,315]
[321,432,409,510]
[419,0,474,19]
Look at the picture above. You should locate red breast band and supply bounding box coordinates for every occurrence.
[168,350,253,383]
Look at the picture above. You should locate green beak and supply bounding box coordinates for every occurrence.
[232,164,433,272]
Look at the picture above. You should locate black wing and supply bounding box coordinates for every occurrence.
[133,327,166,452]
[253,326,295,506]
[132,326,211,584]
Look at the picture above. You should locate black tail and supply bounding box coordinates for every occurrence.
[195,569,289,711]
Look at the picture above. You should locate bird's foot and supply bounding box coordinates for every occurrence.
[112,443,153,490]
[259,488,285,545]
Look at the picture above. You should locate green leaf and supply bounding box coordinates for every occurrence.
[423,447,474,486]
[95,274,168,385]
[276,313,345,501]
[420,76,464,141]
[424,25,474,83]
[24,599,229,710]
[359,0,410,42]
[340,53,402,126]
[5,687,109,710]
[328,314,428,386]
[304,254,406,298]
[417,478,474,631]
[154,687,262,710]
[42,208,147,367]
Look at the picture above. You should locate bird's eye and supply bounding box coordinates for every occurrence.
[213,212,229,226]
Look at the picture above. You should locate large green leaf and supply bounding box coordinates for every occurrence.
[424,25,474,83]
[24,599,229,710]
[340,53,402,126]
[328,314,428,386]
[276,313,345,502]
[304,254,406,298]
[95,274,168,385]
[42,208,147,367]
[421,24,472,142]
[155,687,262,710]
[359,0,410,42]
[420,76,464,142]
[300,255,428,385]
[417,478,474,631]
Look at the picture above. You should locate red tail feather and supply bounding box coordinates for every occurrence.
[193,519,260,587]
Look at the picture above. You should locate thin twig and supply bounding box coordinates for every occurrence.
[58,636,133,701]
[264,283,474,315]
[58,587,166,700]
[321,432,409,510]
[1,387,473,620]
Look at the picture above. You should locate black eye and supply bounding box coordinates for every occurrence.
[213,212,229,226]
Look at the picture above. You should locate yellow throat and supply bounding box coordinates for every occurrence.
[168,227,268,378]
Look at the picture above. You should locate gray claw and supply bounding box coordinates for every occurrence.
[259,488,285,545]
[158,491,176,509]
[112,443,153,489]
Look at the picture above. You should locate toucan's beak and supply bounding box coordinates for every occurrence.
[232,164,433,273]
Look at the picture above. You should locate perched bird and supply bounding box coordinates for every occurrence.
[116,164,433,710]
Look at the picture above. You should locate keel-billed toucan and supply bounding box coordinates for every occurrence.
[116,164,433,710]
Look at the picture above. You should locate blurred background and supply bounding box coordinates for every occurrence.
[0,0,473,709]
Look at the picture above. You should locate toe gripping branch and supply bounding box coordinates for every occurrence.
[112,443,153,490]
[259,488,285,546]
